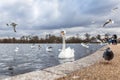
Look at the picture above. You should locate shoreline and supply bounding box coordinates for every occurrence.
[2,45,107,80]
[57,44,119,80]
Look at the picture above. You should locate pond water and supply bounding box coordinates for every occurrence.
[0,43,105,79]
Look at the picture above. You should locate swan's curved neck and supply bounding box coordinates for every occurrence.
[62,35,66,50]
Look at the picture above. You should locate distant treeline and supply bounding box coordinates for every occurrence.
[0,33,119,43]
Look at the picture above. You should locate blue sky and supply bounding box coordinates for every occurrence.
[0,0,120,38]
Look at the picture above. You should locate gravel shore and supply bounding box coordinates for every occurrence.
[57,44,119,80]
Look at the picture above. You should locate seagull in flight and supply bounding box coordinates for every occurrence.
[6,22,17,32]
[103,19,114,27]
[112,7,118,10]
[111,7,119,13]
[10,22,17,32]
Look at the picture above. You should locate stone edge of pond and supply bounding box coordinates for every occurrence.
[3,45,108,80]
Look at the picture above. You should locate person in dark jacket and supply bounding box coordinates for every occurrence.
[112,34,117,45]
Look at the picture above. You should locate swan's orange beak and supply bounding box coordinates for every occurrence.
[61,31,65,35]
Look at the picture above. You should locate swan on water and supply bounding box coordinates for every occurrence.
[59,58,75,64]
[31,44,35,49]
[14,47,19,52]
[46,46,53,52]
[81,43,89,48]
[58,30,75,58]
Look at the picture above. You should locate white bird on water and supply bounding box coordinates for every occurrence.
[81,43,89,48]
[58,30,75,58]
[46,46,53,52]
[31,44,35,49]
[14,47,19,52]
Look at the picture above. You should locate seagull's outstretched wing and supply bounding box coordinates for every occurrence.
[10,22,17,27]
[13,26,16,32]
[113,7,118,10]
[10,22,17,32]
[103,22,110,27]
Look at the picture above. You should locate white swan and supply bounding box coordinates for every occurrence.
[31,44,35,49]
[81,43,89,48]
[59,58,75,64]
[14,47,19,52]
[46,46,53,52]
[58,30,75,58]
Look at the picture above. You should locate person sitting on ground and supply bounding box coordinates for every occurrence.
[112,34,117,45]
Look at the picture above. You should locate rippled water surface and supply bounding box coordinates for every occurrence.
[0,43,105,79]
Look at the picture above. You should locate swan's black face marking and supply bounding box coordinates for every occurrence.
[61,31,65,35]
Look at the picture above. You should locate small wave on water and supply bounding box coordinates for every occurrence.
[0,43,105,79]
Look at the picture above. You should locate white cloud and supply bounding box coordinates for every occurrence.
[0,0,120,37]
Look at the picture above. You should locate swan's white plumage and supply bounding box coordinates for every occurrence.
[58,47,74,58]
[14,47,19,52]
[58,30,75,58]
[31,45,35,49]
[59,57,75,64]
[46,47,52,52]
